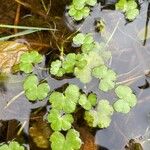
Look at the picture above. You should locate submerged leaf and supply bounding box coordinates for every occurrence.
[74,51,104,83]
[84,100,114,128]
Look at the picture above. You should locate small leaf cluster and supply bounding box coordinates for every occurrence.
[79,93,97,110]
[47,84,82,149]
[19,51,43,73]
[84,99,114,128]
[68,0,97,21]
[92,65,117,92]
[48,84,80,129]
[23,75,50,101]
[73,33,111,83]
[73,33,95,53]
[49,84,80,114]
[50,33,111,84]
[115,0,139,21]
[50,53,87,77]
[50,129,82,150]
[0,141,25,150]
[113,85,137,113]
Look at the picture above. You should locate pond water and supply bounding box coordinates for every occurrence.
[0,0,150,150]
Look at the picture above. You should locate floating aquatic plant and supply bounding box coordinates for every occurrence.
[49,84,80,113]
[115,0,139,21]
[23,74,50,101]
[92,65,117,92]
[19,51,43,73]
[68,0,97,21]
[0,141,25,150]
[113,85,137,113]
[50,129,82,150]
[84,100,114,128]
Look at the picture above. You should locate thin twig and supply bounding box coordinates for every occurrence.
[105,18,121,47]
[5,91,25,108]
[14,4,21,33]
[116,75,143,85]
[17,121,27,136]
[41,0,47,12]
[15,0,46,18]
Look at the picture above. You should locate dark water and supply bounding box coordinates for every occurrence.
[0,0,150,150]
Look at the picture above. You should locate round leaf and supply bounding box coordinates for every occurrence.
[37,83,50,100]
[113,99,130,114]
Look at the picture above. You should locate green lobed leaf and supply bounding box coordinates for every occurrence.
[114,85,137,113]
[81,42,95,53]
[47,109,74,131]
[19,63,33,73]
[62,53,76,73]
[73,0,86,10]
[74,51,104,83]
[50,60,62,76]
[50,129,82,150]
[29,51,43,64]
[81,6,90,18]
[0,141,25,150]
[23,75,50,101]
[115,0,127,12]
[115,85,132,99]
[68,5,77,16]
[85,0,97,6]
[20,52,32,63]
[73,33,85,45]
[125,9,139,21]
[50,131,65,150]
[65,84,80,103]
[83,34,94,44]
[25,85,38,101]
[97,113,112,128]
[92,65,107,79]
[87,93,97,106]
[49,84,80,113]
[79,94,92,110]
[99,78,116,92]
[73,11,83,21]
[113,99,131,113]
[0,144,9,150]
[84,110,98,127]
[84,100,113,128]
[9,141,25,150]
[115,0,139,21]
[19,51,43,73]
[37,83,50,100]
[93,65,117,92]
[49,92,65,110]
[23,74,38,90]
[126,0,137,11]
[97,100,114,115]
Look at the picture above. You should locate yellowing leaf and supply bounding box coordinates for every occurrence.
[0,41,28,73]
